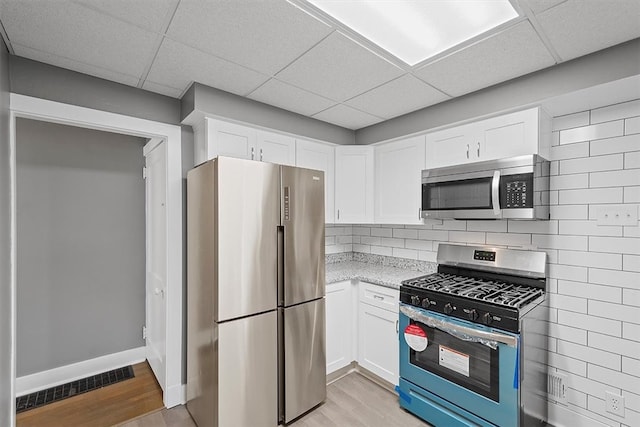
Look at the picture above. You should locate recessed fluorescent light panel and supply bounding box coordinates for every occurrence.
[305,0,519,66]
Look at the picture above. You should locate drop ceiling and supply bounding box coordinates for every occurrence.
[0,0,639,130]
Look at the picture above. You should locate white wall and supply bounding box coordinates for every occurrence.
[0,39,12,426]
[328,99,640,427]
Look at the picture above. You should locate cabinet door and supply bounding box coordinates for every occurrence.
[335,145,374,223]
[374,136,425,224]
[296,139,335,223]
[257,130,296,166]
[358,302,399,385]
[478,108,541,161]
[207,118,257,160]
[425,122,476,169]
[326,281,352,374]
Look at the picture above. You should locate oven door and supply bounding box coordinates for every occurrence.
[421,170,501,220]
[398,304,519,427]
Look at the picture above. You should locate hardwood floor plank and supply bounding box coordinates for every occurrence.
[17,362,164,427]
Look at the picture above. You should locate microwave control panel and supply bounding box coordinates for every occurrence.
[501,173,534,209]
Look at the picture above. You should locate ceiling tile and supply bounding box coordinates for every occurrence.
[414,21,555,97]
[312,104,384,130]
[523,0,568,14]
[70,0,178,33]
[345,75,450,119]
[276,31,404,102]
[535,0,640,61]
[1,0,159,78]
[166,0,333,75]
[145,38,270,97]
[247,78,336,116]
[141,80,184,99]
[13,43,140,87]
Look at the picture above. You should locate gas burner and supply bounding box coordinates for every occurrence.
[402,273,543,310]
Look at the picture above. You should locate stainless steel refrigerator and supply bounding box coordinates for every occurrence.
[186,156,326,427]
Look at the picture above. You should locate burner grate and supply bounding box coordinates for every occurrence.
[403,273,543,309]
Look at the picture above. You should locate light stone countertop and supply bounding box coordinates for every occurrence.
[325,253,437,290]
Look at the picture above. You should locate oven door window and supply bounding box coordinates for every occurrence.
[409,320,500,402]
[422,177,494,210]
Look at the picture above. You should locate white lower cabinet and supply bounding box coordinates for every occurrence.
[357,283,399,385]
[326,281,353,374]
[325,280,399,385]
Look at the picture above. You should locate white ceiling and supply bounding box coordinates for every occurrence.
[0,0,639,130]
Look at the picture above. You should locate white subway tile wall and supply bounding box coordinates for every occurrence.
[324,99,640,426]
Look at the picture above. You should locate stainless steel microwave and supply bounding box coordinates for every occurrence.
[421,155,550,220]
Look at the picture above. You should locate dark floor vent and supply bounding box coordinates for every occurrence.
[16,365,135,414]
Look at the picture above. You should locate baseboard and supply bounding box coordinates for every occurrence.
[326,362,357,385]
[164,383,186,408]
[326,361,396,393]
[16,346,146,397]
[547,401,613,427]
[355,366,396,393]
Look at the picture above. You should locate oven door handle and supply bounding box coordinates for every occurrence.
[492,170,501,216]
[400,305,517,347]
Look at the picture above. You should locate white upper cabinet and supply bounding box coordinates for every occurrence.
[256,130,296,166]
[296,139,335,223]
[425,107,551,169]
[374,136,426,224]
[335,145,374,224]
[193,117,256,165]
[194,117,296,165]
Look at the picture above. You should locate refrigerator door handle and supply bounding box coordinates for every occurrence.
[277,225,284,307]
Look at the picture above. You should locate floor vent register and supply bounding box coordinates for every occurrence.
[16,365,135,413]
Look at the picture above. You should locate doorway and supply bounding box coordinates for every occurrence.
[9,94,183,426]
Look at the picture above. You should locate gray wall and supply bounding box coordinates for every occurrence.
[356,38,640,144]
[15,118,147,376]
[10,56,181,126]
[182,83,355,145]
[0,39,13,426]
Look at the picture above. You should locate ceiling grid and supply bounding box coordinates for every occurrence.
[0,0,638,129]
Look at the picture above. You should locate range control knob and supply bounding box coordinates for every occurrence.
[411,295,420,306]
[421,298,431,309]
[466,309,478,321]
[443,303,453,314]
[482,312,493,325]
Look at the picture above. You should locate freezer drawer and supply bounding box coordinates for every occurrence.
[281,299,326,423]
[187,310,278,427]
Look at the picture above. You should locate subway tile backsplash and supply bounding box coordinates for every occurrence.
[325,99,640,427]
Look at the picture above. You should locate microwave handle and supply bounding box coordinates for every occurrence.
[492,171,501,216]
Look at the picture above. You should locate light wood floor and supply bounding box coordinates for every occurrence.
[122,372,431,427]
[16,362,164,427]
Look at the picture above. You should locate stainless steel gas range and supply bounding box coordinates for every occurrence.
[398,243,549,427]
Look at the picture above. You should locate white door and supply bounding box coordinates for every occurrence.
[374,136,425,224]
[295,139,335,223]
[334,145,374,223]
[208,117,257,160]
[257,130,296,165]
[358,302,399,385]
[145,140,167,392]
[326,281,352,374]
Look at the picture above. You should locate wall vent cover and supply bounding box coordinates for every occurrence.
[547,372,568,404]
[16,365,135,413]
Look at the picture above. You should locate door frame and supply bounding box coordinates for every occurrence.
[8,94,184,421]
[143,137,168,393]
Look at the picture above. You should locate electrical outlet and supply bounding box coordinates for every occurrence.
[605,391,625,417]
